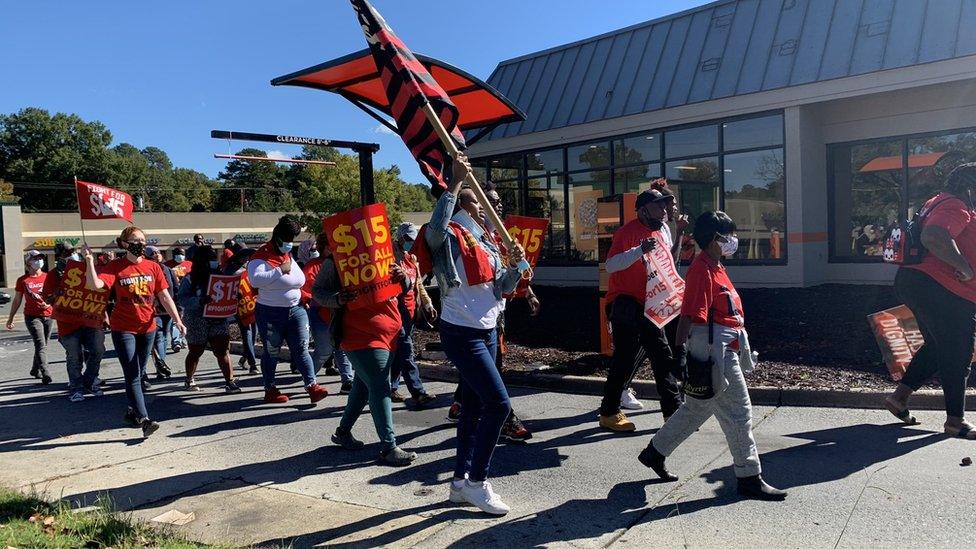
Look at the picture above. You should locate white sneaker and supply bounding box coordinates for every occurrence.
[459,480,510,515]
[68,392,85,403]
[620,388,644,410]
[448,478,470,504]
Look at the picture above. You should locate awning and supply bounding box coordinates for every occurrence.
[271,49,526,145]
[859,152,946,173]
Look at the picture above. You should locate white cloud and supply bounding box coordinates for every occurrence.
[265,150,291,161]
[373,124,397,135]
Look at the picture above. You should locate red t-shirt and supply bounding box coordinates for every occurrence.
[606,219,658,304]
[99,258,168,333]
[220,248,234,270]
[340,297,401,352]
[908,193,976,303]
[681,253,744,330]
[301,257,331,323]
[16,272,52,318]
[165,260,192,282]
[400,254,419,318]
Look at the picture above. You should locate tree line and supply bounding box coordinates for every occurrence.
[0,108,434,225]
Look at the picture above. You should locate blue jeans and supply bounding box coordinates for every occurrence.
[60,327,105,392]
[255,303,316,390]
[111,331,153,420]
[309,308,353,383]
[153,316,172,362]
[238,319,257,366]
[440,320,510,482]
[390,304,426,397]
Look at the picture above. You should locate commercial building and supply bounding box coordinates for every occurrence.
[466,0,976,287]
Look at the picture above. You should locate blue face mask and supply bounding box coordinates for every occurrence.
[174,254,185,263]
[402,240,413,252]
[309,251,320,259]
[278,241,293,254]
[209,260,219,270]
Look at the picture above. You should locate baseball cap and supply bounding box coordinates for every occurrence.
[396,222,419,241]
[635,189,672,210]
[144,245,160,258]
[25,250,43,261]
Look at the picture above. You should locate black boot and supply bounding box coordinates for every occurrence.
[155,359,172,379]
[638,441,678,481]
[736,475,787,501]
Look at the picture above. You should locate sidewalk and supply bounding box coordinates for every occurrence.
[1,337,974,547]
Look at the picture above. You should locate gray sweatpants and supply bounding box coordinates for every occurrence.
[25,316,52,376]
[651,324,761,478]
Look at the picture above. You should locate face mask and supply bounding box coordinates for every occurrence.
[70,253,82,262]
[647,218,664,231]
[278,241,293,254]
[174,254,185,263]
[309,251,320,259]
[126,242,146,257]
[402,240,413,252]
[210,260,220,270]
[28,260,43,270]
[719,235,739,257]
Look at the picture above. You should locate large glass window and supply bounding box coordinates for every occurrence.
[527,149,564,177]
[723,115,784,151]
[666,157,720,253]
[907,131,976,215]
[615,133,661,165]
[488,155,522,182]
[528,176,566,260]
[830,140,903,259]
[665,125,718,158]
[723,149,785,261]
[567,141,611,172]
[615,164,662,194]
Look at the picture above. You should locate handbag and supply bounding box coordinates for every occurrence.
[683,309,715,400]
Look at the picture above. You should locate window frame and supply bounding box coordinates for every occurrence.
[826,124,976,264]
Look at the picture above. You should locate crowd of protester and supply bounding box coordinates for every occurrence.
[5,158,976,517]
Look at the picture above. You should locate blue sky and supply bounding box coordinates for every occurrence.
[0,0,704,186]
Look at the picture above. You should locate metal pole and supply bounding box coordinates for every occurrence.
[358,149,375,206]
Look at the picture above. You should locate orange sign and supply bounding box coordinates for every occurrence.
[324,203,399,309]
[53,260,110,328]
[867,304,976,381]
[237,271,257,325]
[505,215,549,298]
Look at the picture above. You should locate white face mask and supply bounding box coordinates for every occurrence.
[28,259,43,271]
[719,235,739,257]
[309,251,320,259]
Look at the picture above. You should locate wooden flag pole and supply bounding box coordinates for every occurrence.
[73,176,88,246]
[418,102,531,276]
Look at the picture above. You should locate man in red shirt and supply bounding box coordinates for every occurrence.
[6,250,54,384]
[599,189,682,432]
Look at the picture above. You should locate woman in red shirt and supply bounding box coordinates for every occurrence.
[84,226,186,437]
[6,250,54,384]
[311,246,417,466]
[886,163,976,439]
[639,211,787,501]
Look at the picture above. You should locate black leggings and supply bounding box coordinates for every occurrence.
[896,268,976,417]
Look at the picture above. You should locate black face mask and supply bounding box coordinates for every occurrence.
[647,218,664,231]
[126,242,146,257]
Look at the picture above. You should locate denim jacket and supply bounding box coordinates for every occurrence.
[424,191,521,299]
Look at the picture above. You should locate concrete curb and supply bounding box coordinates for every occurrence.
[228,342,974,411]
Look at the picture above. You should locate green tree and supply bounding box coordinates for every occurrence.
[215,148,295,212]
[0,178,18,202]
[0,108,114,210]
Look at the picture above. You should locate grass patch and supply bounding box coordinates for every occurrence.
[0,486,233,548]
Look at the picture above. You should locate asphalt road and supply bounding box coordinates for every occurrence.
[0,309,973,548]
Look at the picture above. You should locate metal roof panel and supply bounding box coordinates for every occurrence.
[712,0,762,98]
[666,8,714,107]
[883,0,927,69]
[918,0,964,63]
[645,14,693,111]
[761,0,809,90]
[687,2,737,102]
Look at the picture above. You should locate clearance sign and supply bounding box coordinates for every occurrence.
[53,260,110,328]
[323,203,399,309]
[505,215,548,298]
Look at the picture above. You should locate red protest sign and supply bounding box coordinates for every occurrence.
[324,203,399,309]
[644,239,684,328]
[53,260,110,328]
[867,304,976,381]
[237,271,257,325]
[505,215,549,298]
[203,274,242,318]
[75,180,134,223]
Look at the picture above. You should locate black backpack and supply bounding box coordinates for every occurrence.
[882,196,955,265]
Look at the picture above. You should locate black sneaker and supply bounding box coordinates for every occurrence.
[238,356,248,370]
[123,408,141,428]
[155,360,172,379]
[224,380,242,394]
[141,419,160,438]
[638,442,678,482]
[331,428,365,450]
[736,475,787,501]
[29,367,40,379]
[340,381,353,395]
[379,446,417,467]
[40,374,53,385]
[499,414,532,443]
[324,366,340,376]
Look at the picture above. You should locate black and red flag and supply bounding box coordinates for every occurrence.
[350,0,465,195]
